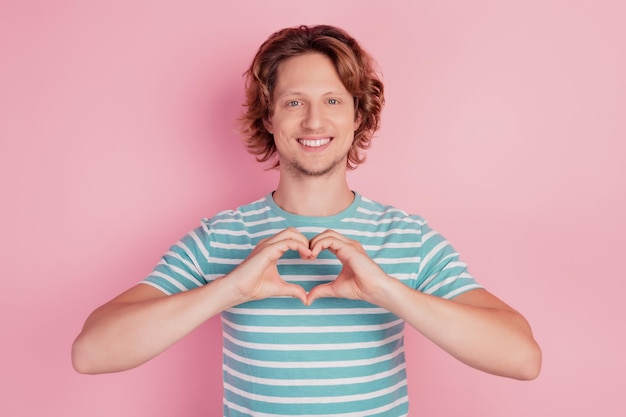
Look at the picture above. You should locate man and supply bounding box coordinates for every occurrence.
[72,25,541,416]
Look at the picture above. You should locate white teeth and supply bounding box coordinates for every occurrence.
[298,138,331,147]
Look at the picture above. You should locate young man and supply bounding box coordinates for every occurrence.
[72,25,541,416]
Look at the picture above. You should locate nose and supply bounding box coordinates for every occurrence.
[301,103,323,131]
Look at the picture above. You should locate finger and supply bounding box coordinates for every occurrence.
[268,227,310,247]
[306,282,337,305]
[260,238,312,262]
[295,244,314,260]
[309,236,352,258]
[309,229,348,248]
[277,282,308,305]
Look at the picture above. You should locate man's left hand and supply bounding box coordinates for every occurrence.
[306,229,393,305]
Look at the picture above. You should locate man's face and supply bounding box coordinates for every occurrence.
[266,52,358,178]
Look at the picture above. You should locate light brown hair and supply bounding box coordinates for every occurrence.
[239,25,385,169]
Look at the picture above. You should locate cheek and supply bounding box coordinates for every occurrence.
[270,113,296,132]
[337,114,359,132]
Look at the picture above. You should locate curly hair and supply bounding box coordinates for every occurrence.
[239,25,385,169]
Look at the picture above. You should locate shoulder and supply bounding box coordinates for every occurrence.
[195,195,284,245]
[201,195,272,229]
[353,194,427,228]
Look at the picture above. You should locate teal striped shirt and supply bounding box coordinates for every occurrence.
[142,192,481,416]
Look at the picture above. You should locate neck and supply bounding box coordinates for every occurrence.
[273,172,354,216]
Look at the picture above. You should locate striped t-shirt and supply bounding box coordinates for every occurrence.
[142,192,481,416]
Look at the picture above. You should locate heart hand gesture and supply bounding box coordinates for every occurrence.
[226,228,392,307]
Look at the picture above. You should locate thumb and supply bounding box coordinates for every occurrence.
[279,283,308,305]
[306,282,336,306]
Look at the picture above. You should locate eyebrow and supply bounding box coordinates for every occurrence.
[275,90,351,99]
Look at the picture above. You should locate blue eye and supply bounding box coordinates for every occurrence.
[327,98,338,105]
[287,100,301,107]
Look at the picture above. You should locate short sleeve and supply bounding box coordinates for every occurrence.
[415,220,482,299]
[140,224,212,295]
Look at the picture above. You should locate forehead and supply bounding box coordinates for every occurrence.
[274,52,350,97]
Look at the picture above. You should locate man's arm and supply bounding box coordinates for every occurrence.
[376,284,541,380]
[306,230,542,380]
[72,280,236,374]
[72,227,312,374]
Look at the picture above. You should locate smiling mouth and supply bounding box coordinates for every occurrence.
[297,138,332,147]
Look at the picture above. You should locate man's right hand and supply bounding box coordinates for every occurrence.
[225,227,311,305]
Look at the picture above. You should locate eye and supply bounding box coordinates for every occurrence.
[327,98,339,105]
[286,100,301,107]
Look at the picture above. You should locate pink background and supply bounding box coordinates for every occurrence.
[1,1,624,416]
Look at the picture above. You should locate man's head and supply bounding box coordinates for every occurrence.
[240,25,385,169]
